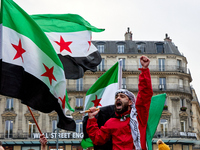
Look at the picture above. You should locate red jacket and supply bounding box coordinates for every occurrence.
[87,68,153,150]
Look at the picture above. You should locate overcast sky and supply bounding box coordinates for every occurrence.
[14,0,200,100]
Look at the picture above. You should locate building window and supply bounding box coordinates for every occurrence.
[52,120,57,132]
[28,121,36,138]
[22,146,40,150]
[159,78,166,90]
[76,78,83,91]
[139,59,142,68]
[6,98,13,111]
[75,98,83,110]
[136,43,145,53]
[181,121,186,132]
[5,120,13,138]
[164,98,167,106]
[97,58,105,71]
[182,145,189,150]
[160,119,168,137]
[179,79,183,88]
[76,120,83,133]
[180,99,185,107]
[118,45,124,53]
[122,78,126,89]
[97,44,104,53]
[119,58,125,71]
[177,59,181,69]
[156,43,164,53]
[159,58,165,71]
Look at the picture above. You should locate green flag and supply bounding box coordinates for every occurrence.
[81,138,94,149]
[146,93,166,150]
[84,60,122,111]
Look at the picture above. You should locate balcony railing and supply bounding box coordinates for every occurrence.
[66,84,191,94]
[96,65,190,74]
[154,131,197,139]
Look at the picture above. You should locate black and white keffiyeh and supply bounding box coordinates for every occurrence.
[115,89,142,150]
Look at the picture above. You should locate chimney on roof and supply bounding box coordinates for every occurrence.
[164,33,172,42]
[125,27,132,41]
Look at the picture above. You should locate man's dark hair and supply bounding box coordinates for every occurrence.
[0,141,2,146]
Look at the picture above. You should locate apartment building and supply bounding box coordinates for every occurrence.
[1,28,200,150]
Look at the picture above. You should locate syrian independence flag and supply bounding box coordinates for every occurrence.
[84,60,122,111]
[0,0,75,131]
[31,14,104,79]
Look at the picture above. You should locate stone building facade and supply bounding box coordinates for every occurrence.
[0,29,200,150]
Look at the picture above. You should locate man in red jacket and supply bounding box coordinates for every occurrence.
[86,55,153,150]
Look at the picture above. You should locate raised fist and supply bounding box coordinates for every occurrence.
[140,55,150,69]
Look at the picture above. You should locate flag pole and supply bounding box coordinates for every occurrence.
[27,106,42,134]
[118,59,123,89]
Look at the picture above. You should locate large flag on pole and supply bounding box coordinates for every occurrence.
[0,0,75,131]
[31,14,104,79]
[84,60,122,111]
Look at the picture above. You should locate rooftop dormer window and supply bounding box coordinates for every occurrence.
[155,42,164,53]
[97,44,104,53]
[136,42,146,53]
[118,45,124,53]
[96,42,105,53]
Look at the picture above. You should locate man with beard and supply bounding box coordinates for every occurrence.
[86,55,153,150]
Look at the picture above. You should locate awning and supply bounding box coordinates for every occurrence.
[2,140,81,145]
[152,138,200,145]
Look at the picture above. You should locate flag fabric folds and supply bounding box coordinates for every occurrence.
[81,60,122,149]
[146,93,166,150]
[0,0,75,131]
[84,60,122,111]
[81,138,94,149]
[31,14,104,79]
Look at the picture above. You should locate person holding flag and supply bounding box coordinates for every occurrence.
[86,55,153,150]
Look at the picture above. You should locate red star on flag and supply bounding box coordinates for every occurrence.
[91,95,102,107]
[88,41,91,51]
[41,63,57,85]
[55,36,72,53]
[11,39,26,62]
[59,96,65,109]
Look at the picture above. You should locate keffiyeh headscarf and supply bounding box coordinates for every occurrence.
[115,89,141,150]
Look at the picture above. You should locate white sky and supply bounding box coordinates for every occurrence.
[14,0,200,100]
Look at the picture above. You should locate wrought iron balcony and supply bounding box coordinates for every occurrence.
[96,65,190,74]
[66,84,191,94]
[154,131,197,139]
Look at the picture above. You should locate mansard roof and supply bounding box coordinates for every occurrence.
[92,40,182,55]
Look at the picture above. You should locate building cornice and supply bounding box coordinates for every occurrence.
[166,55,176,59]
[72,111,83,120]
[1,111,17,123]
[179,111,188,120]
[48,111,58,121]
[24,111,40,122]
[161,110,172,120]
